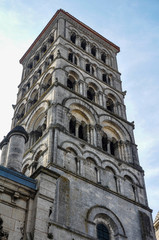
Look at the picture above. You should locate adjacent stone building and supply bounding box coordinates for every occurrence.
[0,9,156,240]
[154,212,159,240]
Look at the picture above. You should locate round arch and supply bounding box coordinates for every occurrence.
[86,206,126,239]
[63,98,99,124]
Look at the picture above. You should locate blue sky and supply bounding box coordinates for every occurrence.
[0,0,159,220]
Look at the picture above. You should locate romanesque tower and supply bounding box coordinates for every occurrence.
[0,9,155,240]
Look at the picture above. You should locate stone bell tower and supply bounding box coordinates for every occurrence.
[0,9,156,240]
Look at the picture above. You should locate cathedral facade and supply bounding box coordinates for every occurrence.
[0,9,156,240]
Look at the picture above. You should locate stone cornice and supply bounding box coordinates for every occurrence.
[19,9,120,64]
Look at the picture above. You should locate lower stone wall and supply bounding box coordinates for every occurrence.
[0,166,36,240]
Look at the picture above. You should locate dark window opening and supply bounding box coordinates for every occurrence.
[26,82,30,89]
[97,223,110,240]
[37,69,42,76]
[34,128,43,142]
[44,78,52,91]
[101,53,106,63]
[102,135,108,151]
[49,54,54,62]
[20,110,25,119]
[28,62,33,69]
[81,39,86,50]
[78,124,87,141]
[110,142,115,155]
[102,74,107,83]
[41,45,47,53]
[87,87,95,102]
[69,117,76,135]
[86,64,90,73]
[91,46,96,57]
[32,94,38,105]
[106,99,114,112]
[67,78,75,91]
[68,53,73,62]
[71,33,76,44]
[48,36,54,44]
[92,67,94,75]
[34,55,39,62]
[74,56,77,65]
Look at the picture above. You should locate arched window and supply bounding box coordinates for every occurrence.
[81,39,86,50]
[65,148,77,173]
[68,53,77,65]
[67,76,75,91]
[91,46,96,57]
[97,223,110,240]
[69,117,76,135]
[102,134,108,152]
[105,167,117,191]
[102,74,107,83]
[87,87,95,102]
[84,158,97,182]
[70,32,76,44]
[101,53,106,63]
[124,175,135,200]
[106,98,114,112]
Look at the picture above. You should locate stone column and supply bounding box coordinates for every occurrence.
[93,127,97,147]
[122,142,127,162]
[95,124,102,148]
[107,140,111,154]
[126,141,133,163]
[86,41,90,53]
[106,54,109,65]
[89,125,94,145]
[79,81,83,95]
[96,48,99,59]
[0,137,9,167]
[76,35,80,47]
[120,141,126,161]
[75,121,80,138]
[97,167,101,183]
[83,82,87,98]
[98,91,103,106]
[6,126,28,172]
[87,125,91,144]
[103,95,107,109]
[76,157,80,175]
[117,142,122,159]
